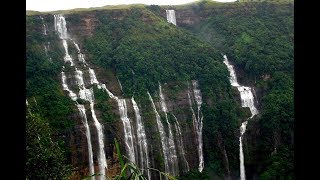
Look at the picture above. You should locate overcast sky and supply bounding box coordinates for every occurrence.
[26,0,237,12]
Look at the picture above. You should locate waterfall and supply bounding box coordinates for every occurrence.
[62,39,74,66]
[101,84,117,100]
[89,68,100,88]
[54,14,74,66]
[117,98,137,164]
[239,121,248,180]
[74,67,107,178]
[148,92,170,174]
[40,16,51,61]
[99,80,138,166]
[74,68,107,178]
[172,114,190,173]
[75,68,85,87]
[40,16,47,35]
[159,84,179,176]
[132,97,151,179]
[90,102,108,179]
[55,14,109,179]
[189,80,204,172]
[166,10,177,26]
[223,54,259,180]
[61,71,77,101]
[72,40,88,65]
[77,104,95,177]
[116,77,123,92]
[223,55,258,116]
[74,68,95,102]
[54,14,68,39]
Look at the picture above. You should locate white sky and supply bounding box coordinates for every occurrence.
[26,0,237,12]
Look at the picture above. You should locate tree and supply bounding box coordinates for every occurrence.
[26,110,72,179]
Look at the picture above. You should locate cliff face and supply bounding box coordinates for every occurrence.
[27,1,295,178]
[35,11,203,179]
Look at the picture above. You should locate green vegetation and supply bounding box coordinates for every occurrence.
[179,0,293,178]
[184,0,293,82]
[249,72,294,179]
[26,110,72,179]
[26,16,75,131]
[26,0,293,179]
[93,86,116,122]
[82,7,242,177]
[26,15,75,178]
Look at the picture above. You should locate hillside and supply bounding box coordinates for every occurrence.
[26,0,294,179]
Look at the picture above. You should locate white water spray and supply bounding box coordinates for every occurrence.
[99,80,138,166]
[148,92,170,174]
[89,68,100,88]
[55,14,109,178]
[72,40,87,65]
[61,71,77,101]
[172,114,190,173]
[223,54,259,180]
[159,84,179,176]
[190,80,204,172]
[90,102,108,179]
[166,10,177,26]
[54,14,74,66]
[77,104,95,177]
[117,98,137,164]
[40,16,47,35]
[132,97,151,179]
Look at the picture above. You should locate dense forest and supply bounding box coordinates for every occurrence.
[177,0,294,179]
[26,0,293,179]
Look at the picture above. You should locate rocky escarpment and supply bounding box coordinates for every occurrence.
[35,11,203,179]
[159,2,293,28]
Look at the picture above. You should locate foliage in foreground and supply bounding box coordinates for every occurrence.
[26,109,72,179]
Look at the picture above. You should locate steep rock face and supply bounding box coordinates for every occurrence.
[53,9,232,178]
[38,11,204,178]
[28,5,262,178]
[159,82,199,170]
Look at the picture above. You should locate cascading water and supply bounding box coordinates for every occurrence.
[223,54,259,180]
[132,97,151,179]
[54,14,68,39]
[117,77,123,92]
[166,10,177,26]
[62,39,74,66]
[148,92,170,174]
[40,16,52,61]
[75,68,85,87]
[61,71,77,101]
[74,68,94,102]
[88,68,101,88]
[77,104,95,177]
[159,84,179,176]
[54,14,74,66]
[90,102,108,179]
[98,78,137,165]
[117,98,137,164]
[190,80,204,172]
[72,40,87,65]
[172,114,190,173]
[40,16,47,35]
[55,14,108,179]
[74,67,107,178]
